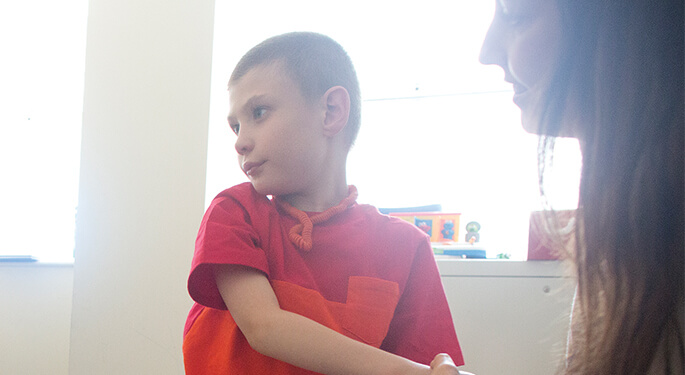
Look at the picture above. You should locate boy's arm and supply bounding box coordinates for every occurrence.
[215,264,451,375]
[381,239,464,366]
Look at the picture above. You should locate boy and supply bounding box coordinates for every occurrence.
[183,32,465,374]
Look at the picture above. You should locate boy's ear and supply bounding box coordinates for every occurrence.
[321,86,350,137]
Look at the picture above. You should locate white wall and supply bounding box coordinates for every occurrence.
[0,261,573,375]
[440,260,574,375]
[67,0,215,373]
[0,264,73,375]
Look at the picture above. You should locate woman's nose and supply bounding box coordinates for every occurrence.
[479,22,505,67]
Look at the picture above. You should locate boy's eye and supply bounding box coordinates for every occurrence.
[230,123,240,135]
[253,107,267,119]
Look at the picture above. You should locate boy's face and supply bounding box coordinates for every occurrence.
[227,62,329,197]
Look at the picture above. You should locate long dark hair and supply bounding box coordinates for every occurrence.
[538,1,684,374]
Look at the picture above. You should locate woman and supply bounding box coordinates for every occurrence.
[480,1,683,374]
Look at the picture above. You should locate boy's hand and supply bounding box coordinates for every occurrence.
[430,353,474,375]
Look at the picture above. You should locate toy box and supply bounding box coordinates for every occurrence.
[431,243,487,258]
[389,212,461,243]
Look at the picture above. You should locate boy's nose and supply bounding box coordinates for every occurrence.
[234,134,253,155]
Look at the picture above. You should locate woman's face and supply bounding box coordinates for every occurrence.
[480,0,563,135]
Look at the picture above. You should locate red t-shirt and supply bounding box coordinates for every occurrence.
[184,182,464,373]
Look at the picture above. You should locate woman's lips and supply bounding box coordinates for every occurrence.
[512,82,528,107]
[512,82,527,94]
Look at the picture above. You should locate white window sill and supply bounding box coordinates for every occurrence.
[437,258,568,278]
[0,259,74,268]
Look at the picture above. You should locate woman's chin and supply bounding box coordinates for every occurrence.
[520,108,579,138]
[520,110,544,135]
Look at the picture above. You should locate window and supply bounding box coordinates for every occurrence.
[0,0,88,262]
[205,0,581,259]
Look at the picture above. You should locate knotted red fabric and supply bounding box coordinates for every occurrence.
[276,186,358,251]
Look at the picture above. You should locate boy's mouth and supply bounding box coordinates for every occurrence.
[242,161,265,177]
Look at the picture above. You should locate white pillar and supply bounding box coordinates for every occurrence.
[69,0,214,373]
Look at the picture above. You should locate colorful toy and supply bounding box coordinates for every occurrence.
[415,219,433,236]
[465,221,481,243]
[389,212,461,243]
[441,220,455,240]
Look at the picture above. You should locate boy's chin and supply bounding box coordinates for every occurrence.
[250,180,282,197]
[250,178,309,200]
[249,180,270,195]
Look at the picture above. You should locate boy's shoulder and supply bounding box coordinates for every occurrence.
[210,182,269,209]
[352,203,430,241]
[207,185,429,243]
[204,182,273,222]
[214,181,260,200]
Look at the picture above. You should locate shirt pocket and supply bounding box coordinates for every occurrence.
[342,276,401,347]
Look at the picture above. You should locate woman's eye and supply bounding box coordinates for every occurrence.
[253,107,267,119]
[505,14,525,27]
[502,8,533,28]
[498,4,527,27]
[230,123,240,135]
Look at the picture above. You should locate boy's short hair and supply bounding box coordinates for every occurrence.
[229,32,361,149]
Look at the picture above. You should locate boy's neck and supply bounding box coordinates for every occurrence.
[277,154,349,212]
[278,179,350,213]
[276,145,351,212]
